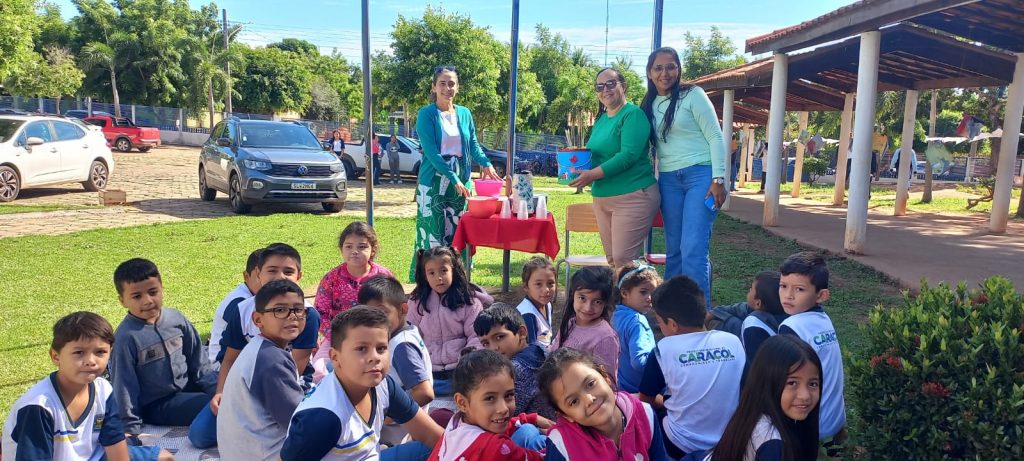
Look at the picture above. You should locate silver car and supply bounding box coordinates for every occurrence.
[198,118,347,214]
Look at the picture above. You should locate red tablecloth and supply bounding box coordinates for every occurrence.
[452,213,560,259]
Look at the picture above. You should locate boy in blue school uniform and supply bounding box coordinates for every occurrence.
[638,276,745,459]
[280,307,442,461]
[2,312,171,461]
[108,258,217,446]
[777,252,847,446]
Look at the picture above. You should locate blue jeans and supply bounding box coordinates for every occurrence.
[381,441,432,461]
[187,403,217,448]
[659,164,716,309]
[510,423,547,451]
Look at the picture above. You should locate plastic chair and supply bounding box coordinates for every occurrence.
[554,203,610,303]
[645,211,666,265]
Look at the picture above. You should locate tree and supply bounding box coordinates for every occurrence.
[234,46,313,114]
[305,77,344,121]
[5,47,85,113]
[0,0,40,81]
[612,56,644,104]
[269,38,319,58]
[34,2,77,53]
[681,26,747,80]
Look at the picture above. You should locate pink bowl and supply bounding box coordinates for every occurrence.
[473,179,504,197]
[467,196,498,218]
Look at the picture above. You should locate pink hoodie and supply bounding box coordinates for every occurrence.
[407,289,492,371]
[547,392,656,461]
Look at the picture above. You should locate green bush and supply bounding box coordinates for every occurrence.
[803,156,829,185]
[848,277,1024,459]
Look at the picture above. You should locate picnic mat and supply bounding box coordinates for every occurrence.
[139,425,220,461]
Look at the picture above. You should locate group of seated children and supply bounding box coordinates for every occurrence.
[2,210,846,461]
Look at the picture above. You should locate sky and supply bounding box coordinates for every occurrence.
[51,0,858,69]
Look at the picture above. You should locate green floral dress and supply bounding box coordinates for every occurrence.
[409,157,466,280]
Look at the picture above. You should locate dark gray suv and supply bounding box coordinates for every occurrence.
[198,118,347,213]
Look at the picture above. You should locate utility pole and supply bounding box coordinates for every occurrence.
[361,0,374,225]
[222,9,233,116]
[652,0,664,50]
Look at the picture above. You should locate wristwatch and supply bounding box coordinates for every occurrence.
[712,177,725,185]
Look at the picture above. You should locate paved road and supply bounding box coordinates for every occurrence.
[0,146,419,239]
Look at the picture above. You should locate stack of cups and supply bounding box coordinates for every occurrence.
[499,196,511,219]
[516,199,529,219]
[535,195,548,219]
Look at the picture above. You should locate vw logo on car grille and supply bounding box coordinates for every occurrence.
[297,165,308,176]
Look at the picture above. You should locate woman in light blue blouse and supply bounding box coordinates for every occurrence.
[640,47,726,308]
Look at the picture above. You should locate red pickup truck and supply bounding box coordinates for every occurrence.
[83,115,162,153]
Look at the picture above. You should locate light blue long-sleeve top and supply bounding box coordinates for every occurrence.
[611,303,656,393]
[650,85,726,178]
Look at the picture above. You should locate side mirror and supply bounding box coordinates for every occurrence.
[322,141,332,151]
[26,137,45,147]
[216,137,232,147]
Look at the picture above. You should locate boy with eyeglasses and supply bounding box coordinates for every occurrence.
[216,279,310,460]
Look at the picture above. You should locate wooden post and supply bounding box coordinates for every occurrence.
[895,89,918,215]
[722,90,735,211]
[764,52,788,227]
[990,53,1024,233]
[791,111,808,197]
[845,31,881,254]
[833,93,855,205]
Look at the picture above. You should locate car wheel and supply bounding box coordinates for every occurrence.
[0,166,21,202]
[321,201,344,213]
[138,146,152,153]
[412,161,420,176]
[198,166,216,201]
[81,160,108,191]
[114,137,132,152]
[228,174,252,214]
[342,158,357,181]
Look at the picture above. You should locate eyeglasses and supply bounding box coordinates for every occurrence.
[652,63,679,73]
[595,80,621,93]
[261,306,307,319]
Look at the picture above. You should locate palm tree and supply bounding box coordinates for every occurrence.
[188,27,243,128]
[79,41,121,117]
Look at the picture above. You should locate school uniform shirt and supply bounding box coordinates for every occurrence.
[429,412,543,461]
[611,303,656,393]
[110,308,216,434]
[701,416,783,461]
[3,375,126,461]
[279,374,419,460]
[639,330,745,454]
[209,282,253,366]
[221,297,320,383]
[546,392,668,461]
[779,307,846,439]
[217,335,305,461]
[515,298,552,348]
[739,311,787,378]
[380,322,433,446]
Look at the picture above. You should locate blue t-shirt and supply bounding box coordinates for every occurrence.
[611,304,656,393]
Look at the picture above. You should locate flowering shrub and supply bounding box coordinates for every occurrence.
[848,277,1024,459]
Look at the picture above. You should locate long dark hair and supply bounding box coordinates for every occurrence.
[536,347,615,414]
[555,266,614,347]
[595,67,626,119]
[411,246,474,313]
[429,65,457,104]
[710,335,822,461]
[639,47,695,145]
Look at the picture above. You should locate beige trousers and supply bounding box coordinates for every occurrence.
[592,184,661,269]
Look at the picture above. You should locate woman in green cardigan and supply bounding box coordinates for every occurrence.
[570,67,660,269]
[409,65,500,280]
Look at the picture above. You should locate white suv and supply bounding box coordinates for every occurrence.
[0,113,115,202]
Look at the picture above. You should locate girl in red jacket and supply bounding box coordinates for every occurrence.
[428,349,549,461]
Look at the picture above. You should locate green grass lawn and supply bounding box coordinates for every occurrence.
[0,177,905,415]
[0,204,96,214]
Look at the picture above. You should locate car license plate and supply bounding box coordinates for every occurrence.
[291,183,316,190]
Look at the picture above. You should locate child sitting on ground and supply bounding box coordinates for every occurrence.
[428,349,547,461]
[208,248,263,369]
[407,247,492,395]
[2,312,171,461]
[777,252,846,446]
[312,222,393,382]
[280,307,442,461]
[515,257,557,347]
[357,274,435,446]
[638,276,745,459]
[217,280,310,461]
[611,262,661,393]
[538,347,668,461]
[108,258,217,447]
[700,335,822,461]
[739,271,786,375]
[474,303,556,422]
[552,266,619,382]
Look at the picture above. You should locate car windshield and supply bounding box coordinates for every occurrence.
[404,137,420,149]
[0,120,24,143]
[239,124,321,149]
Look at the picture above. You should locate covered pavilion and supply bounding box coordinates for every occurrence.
[700,0,1023,253]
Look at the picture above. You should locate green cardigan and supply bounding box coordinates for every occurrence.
[415,103,492,187]
[586,103,656,197]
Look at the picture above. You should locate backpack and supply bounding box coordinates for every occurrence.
[707,302,782,338]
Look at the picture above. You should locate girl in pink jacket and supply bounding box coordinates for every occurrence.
[407,247,492,393]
